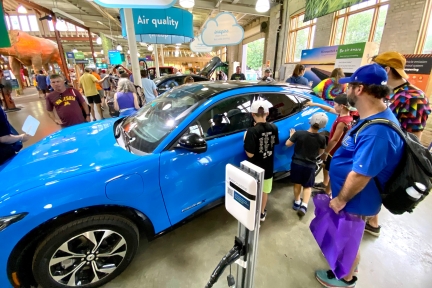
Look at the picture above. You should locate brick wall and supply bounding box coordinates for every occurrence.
[379,0,427,53]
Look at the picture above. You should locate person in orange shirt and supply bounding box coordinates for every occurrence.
[92,68,104,108]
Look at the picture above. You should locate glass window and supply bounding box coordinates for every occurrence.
[424,19,432,54]
[28,15,39,31]
[197,95,254,139]
[254,93,304,122]
[66,22,76,32]
[120,84,220,153]
[48,20,55,31]
[286,13,317,63]
[419,1,432,54]
[19,15,30,32]
[4,16,10,30]
[10,16,20,30]
[331,0,389,45]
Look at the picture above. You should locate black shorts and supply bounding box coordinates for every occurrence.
[87,95,101,104]
[324,155,332,171]
[290,162,316,188]
[103,88,111,91]
[40,89,47,93]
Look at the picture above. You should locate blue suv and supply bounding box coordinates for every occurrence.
[0,81,336,287]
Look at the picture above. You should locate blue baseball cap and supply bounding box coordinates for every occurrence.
[339,63,388,86]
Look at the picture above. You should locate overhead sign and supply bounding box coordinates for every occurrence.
[66,52,75,59]
[96,63,108,69]
[75,59,89,64]
[201,12,244,47]
[305,0,366,21]
[93,0,176,9]
[190,35,213,53]
[73,51,85,60]
[120,7,193,44]
[108,50,122,65]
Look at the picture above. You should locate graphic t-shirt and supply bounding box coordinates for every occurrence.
[289,131,326,168]
[330,108,404,216]
[230,73,246,80]
[46,88,86,127]
[328,115,353,156]
[244,122,279,179]
[313,78,347,106]
[386,82,431,132]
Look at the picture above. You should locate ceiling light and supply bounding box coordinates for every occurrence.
[148,45,153,51]
[116,44,122,51]
[175,51,179,57]
[179,0,194,9]
[127,50,130,54]
[176,43,181,46]
[100,49,104,54]
[255,0,270,13]
[175,46,179,50]
[137,53,140,57]
[139,42,147,46]
[96,37,102,45]
[93,52,98,57]
[72,48,78,53]
[17,5,27,14]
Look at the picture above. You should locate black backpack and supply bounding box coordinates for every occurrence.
[351,118,432,214]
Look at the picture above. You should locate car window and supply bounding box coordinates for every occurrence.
[175,77,185,86]
[253,93,304,123]
[193,76,206,82]
[157,79,179,94]
[194,94,254,139]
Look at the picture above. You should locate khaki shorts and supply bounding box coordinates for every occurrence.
[263,178,273,194]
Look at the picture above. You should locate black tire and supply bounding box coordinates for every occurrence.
[32,214,139,288]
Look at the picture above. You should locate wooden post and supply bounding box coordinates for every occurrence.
[52,15,70,81]
[88,28,97,65]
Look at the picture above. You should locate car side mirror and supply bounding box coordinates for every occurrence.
[176,133,207,153]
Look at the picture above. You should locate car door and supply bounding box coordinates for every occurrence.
[250,92,310,173]
[159,94,254,225]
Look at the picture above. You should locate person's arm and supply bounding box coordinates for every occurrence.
[47,110,63,125]
[92,75,109,84]
[285,129,296,147]
[322,122,346,160]
[45,97,63,125]
[0,133,30,144]
[243,130,255,158]
[313,79,325,97]
[305,101,337,114]
[75,90,90,122]
[132,93,140,110]
[113,93,119,111]
[152,82,158,97]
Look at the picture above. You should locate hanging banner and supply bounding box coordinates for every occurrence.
[119,7,193,44]
[73,51,85,60]
[201,12,244,47]
[403,54,432,93]
[94,0,176,9]
[305,0,366,21]
[334,42,378,73]
[0,5,11,48]
[190,35,213,53]
[108,50,122,65]
[100,33,113,56]
[66,52,75,59]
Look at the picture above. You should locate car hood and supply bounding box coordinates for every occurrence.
[0,119,140,197]
[199,57,228,78]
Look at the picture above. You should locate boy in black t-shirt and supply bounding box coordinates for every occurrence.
[286,112,327,217]
[244,101,279,221]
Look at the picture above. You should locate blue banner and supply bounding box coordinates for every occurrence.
[120,7,193,44]
[108,50,122,65]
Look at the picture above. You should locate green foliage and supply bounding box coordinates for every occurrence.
[246,38,264,70]
[305,0,363,21]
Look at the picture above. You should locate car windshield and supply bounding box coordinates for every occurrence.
[120,84,219,154]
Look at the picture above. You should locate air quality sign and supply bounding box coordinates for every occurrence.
[120,7,193,44]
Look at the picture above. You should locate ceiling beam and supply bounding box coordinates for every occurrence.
[194,0,270,17]
[44,36,97,41]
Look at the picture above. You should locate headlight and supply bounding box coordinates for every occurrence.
[0,213,28,232]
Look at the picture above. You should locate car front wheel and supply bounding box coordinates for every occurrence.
[32,215,139,288]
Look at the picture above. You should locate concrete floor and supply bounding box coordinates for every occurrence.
[5,88,432,288]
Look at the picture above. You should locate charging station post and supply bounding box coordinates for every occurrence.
[205,160,264,288]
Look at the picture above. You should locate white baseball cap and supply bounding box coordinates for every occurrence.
[310,112,328,129]
[250,101,269,113]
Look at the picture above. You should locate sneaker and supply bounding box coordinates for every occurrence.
[292,199,302,211]
[297,205,307,217]
[315,270,357,287]
[260,211,267,222]
[313,182,327,190]
[364,222,381,237]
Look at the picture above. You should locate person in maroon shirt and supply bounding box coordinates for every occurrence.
[46,74,90,128]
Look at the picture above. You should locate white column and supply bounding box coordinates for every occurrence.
[124,8,141,86]
[160,45,165,66]
[154,44,160,78]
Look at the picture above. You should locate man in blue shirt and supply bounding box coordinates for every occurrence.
[315,64,405,288]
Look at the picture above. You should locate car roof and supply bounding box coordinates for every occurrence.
[179,80,313,99]
[155,74,206,81]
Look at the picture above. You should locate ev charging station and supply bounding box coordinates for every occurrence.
[205,161,264,288]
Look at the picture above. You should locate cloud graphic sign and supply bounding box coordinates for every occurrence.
[94,0,176,8]
[201,12,244,46]
[190,35,213,53]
